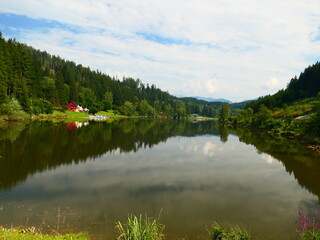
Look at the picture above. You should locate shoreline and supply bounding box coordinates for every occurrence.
[230,123,320,154]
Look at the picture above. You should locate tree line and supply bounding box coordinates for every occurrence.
[246,62,320,111]
[225,62,320,138]
[0,33,228,118]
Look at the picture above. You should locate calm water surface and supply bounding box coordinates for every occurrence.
[0,119,320,239]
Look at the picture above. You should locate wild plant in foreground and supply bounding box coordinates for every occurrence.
[296,209,320,240]
[207,222,252,240]
[116,214,165,240]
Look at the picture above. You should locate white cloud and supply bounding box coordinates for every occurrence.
[0,0,320,101]
[202,142,216,157]
[261,153,275,164]
[264,77,286,90]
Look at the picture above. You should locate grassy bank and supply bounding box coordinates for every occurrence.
[95,110,125,118]
[0,226,87,240]
[229,96,320,148]
[2,211,320,240]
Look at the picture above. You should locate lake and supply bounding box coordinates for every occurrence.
[0,119,320,239]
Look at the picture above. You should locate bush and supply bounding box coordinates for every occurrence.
[262,118,284,132]
[26,98,53,115]
[0,98,26,119]
[304,111,320,137]
[207,222,253,240]
[119,101,137,116]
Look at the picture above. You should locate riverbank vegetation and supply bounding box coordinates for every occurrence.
[296,210,320,240]
[0,217,251,240]
[207,222,252,240]
[222,62,320,144]
[116,215,165,240]
[5,211,319,240]
[0,226,87,240]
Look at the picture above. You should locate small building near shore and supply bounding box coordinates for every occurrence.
[67,102,89,113]
[68,102,78,111]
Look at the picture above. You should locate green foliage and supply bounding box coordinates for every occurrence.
[253,105,272,128]
[26,98,53,115]
[0,98,26,119]
[246,62,320,111]
[261,118,284,133]
[137,99,156,117]
[79,87,97,113]
[119,101,137,116]
[104,91,113,105]
[233,95,320,139]
[40,77,56,102]
[296,210,320,240]
[218,103,230,125]
[304,109,320,137]
[0,227,88,240]
[0,33,236,118]
[237,108,253,126]
[0,81,7,104]
[299,231,320,240]
[116,214,165,240]
[207,222,253,240]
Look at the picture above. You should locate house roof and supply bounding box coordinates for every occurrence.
[68,102,77,108]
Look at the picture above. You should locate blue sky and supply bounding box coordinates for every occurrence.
[0,0,319,102]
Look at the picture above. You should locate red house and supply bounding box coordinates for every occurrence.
[67,102,78,112]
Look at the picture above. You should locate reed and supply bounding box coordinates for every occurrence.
[116,214,165,240]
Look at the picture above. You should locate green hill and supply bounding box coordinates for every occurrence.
[0,32,223,119]
[246,62,320,111]
[230,62,320,141]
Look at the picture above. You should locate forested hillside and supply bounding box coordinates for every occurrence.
[246,62,320,111]
[230,62,320,140]
[0,33,225,118]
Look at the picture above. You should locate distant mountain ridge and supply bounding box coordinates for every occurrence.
[194,96,233,104]
[175,95,232,103]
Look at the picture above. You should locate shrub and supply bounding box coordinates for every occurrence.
[207,222,253,240]
[296,210,320,240]
[0,98,26,119]
[26,98,53,115]
[261,118,284,132]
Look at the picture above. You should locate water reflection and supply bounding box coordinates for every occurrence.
[0,119,219,190]
[231,127,320,202]
[0,120,320,239]
[218,125,229,143]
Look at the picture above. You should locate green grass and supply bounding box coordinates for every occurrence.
[207,222,253,240]
[298,231,320,240]
[273,97,320,119]
[116,214,165,240]
[0,227,88,240]
[62,111,89,118]
[95,110,125,118]
[40,110,89,119]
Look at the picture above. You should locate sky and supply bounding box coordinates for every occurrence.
[0,0,320,102]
